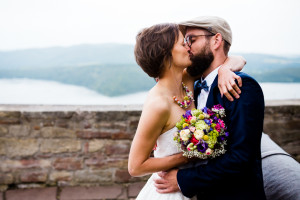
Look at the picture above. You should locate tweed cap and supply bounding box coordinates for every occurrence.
[179,16,232,45]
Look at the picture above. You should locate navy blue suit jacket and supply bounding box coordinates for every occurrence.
[177,72,266,200]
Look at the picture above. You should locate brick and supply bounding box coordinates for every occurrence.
[74,169,112,183]
[49,171,72,182]
[281,140,300,155]
[20,171,48,183]
[104,140,131,155]
[40,120,55,127]
[111,131,134,140]
[0,185,8,192]
[9,125,30,137]
[40,127,76,138]
[0,173,13,184]
[23,111,74,120]
[114,169,131,183]
[53,158,83,170]
[128,182,146,198]
[60,186,126,200]
[55,119,69,128]
[95,111,141,122]
[95,111,128,121]
[6,187,57,200]
[85,155,106,167]
[0,112,21,124]
[20,159,51,169]
[85,156,127,169]
[87,139,105,152]
[76,130,111,139]
[77,130,133,140]
[129,118,139,130]
[40,139,81,153]
[5,139,39,157]
[0,126,8,136]
[72,111,94,121]
[0,139,5,155]
[0,160,51,172]
[94,121,127,131]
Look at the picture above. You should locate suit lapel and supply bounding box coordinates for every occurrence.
[206,75,219,109]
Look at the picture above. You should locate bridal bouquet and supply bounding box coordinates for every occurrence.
[174,105,229,159]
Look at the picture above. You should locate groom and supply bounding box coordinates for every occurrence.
[154,16,266,200]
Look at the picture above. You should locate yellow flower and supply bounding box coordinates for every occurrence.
[203,135,209,141]
[183,123,189,128]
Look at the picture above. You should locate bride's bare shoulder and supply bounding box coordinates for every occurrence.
[143,87,171,115]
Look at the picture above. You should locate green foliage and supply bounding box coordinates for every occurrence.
[0,45,300,96]
[247,67,300,82]
[0,64,155,96]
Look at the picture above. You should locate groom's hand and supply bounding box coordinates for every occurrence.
[154,169,180,193]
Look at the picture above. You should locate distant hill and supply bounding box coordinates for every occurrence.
[0,44,136,69]
[0,44,299,96]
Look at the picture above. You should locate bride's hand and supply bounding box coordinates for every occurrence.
[218,66,242,101]
[218,55,246,101]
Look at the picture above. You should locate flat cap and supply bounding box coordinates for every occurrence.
[179,16,232,45]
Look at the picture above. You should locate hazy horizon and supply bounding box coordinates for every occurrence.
[1,78,300,105]
[0,43,299,58]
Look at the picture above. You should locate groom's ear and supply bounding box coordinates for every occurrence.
[212,33,223,50]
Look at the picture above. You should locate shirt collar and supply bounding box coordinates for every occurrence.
[202,66,221,87]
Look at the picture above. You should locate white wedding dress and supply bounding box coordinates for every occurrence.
[136,127,200,200]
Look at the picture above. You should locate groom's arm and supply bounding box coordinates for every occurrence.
[177,74,265,198]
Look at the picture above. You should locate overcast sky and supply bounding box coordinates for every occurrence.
[1,0,299,55]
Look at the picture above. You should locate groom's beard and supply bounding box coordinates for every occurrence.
[187,45,214,77]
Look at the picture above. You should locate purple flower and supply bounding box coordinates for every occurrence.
[183,110,192,119]
[202,107,208,114]
[204,119,211,125]
[207,109,214,116]
[225,132,229,137]
[218,135,225,142]
[196,139,208,153]
[212,104,224,110]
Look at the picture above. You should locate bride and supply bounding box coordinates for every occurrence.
[128,23,245,200]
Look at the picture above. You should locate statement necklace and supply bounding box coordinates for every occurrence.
[173,82,194,109]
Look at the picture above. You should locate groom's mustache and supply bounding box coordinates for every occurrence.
[187,50,194,60]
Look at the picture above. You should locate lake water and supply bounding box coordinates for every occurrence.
[1,78,300,105]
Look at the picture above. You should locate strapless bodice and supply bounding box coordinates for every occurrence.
[154,127,181,158]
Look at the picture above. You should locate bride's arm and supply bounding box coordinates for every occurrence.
[128,97,188,177]
[182,55,246,102]
[218,55,246,101]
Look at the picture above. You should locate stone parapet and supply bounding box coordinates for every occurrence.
[0,100,299,199]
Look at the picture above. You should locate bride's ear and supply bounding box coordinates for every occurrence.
[163,53,173,69]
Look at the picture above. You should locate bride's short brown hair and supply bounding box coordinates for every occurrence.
[134,23,179,78]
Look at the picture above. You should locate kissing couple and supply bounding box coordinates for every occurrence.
[128,16,300,200]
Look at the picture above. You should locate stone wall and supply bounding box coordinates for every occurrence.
[0,101,299,199]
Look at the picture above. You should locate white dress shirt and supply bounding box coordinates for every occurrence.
[197,66,220,109]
